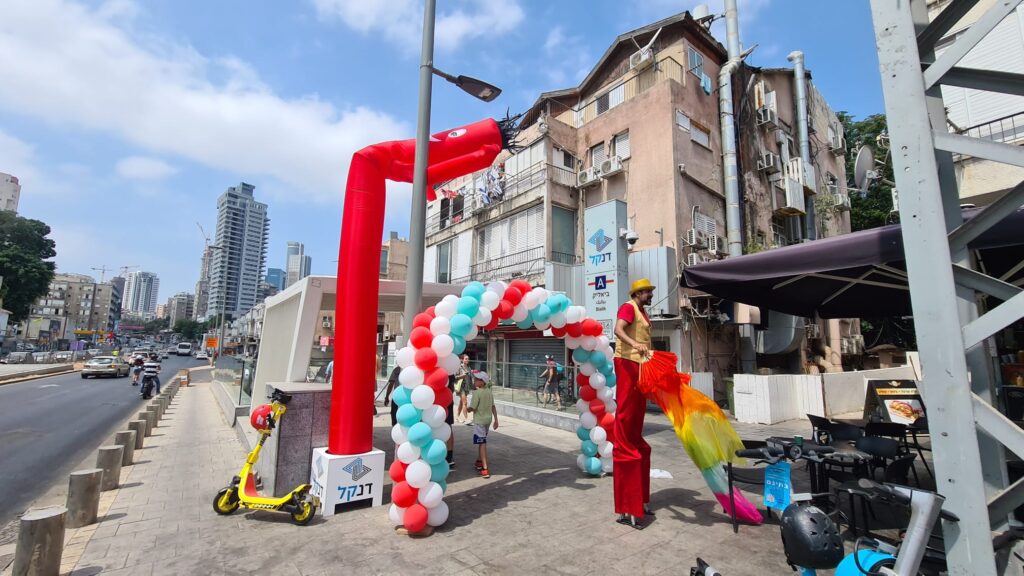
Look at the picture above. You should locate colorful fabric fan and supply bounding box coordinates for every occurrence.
[638,351,763,525]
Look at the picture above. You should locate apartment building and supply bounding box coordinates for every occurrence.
[123,271,160,316]
[378,232,409,343]
[285,242,311,288]
[206,183,269,319]
[422,11,853,383]
[167,292,195,326]
[22,273,121,345]
[0,172,21,213]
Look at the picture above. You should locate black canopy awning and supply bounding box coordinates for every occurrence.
[681,208,1024,319]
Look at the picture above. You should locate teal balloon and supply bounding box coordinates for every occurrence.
[585,456,602,475]
[516,316,534,330]
[606,372,617,388]
[407,422,433,447]
[600,363,615,376]
[576,426,591,441]
[451,335,466,355]
[581,439,598,457]
[572,347,590,364]
[429,460,450,482]
[392,386,412,406]
[456,296,480,318]
[590,350,608,369]
[437,480,447,493]
[462,282,486,300]
[424,439,448,465]
[450,314,473,338]
[396,404,422,427]
[533,303,551,322]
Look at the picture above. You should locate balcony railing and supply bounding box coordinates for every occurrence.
[450,246,546,284]
[959,111,1024,145]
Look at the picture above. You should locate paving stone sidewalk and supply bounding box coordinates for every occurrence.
[55,376,818,576]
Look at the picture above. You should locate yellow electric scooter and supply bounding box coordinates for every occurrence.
[213,388,319,524]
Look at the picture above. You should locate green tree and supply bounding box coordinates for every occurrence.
[142,317,169,334]
[173,319,205,340]
[0,212,56,321]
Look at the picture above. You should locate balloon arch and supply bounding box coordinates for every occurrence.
[384,279,617,532]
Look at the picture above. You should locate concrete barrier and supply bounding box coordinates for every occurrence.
[137,410,153,436]
[13,505,66,576]
[128,420,146,448]
[96,446,123,491]
[113,430,136,466]
[65,469,102,528]
[146,404,159,424]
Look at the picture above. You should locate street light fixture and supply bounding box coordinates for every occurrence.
[401,0,502,348]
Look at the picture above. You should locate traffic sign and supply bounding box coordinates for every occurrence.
[205,337,218,349]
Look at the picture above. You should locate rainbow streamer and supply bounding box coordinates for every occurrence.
[639,362,763,525]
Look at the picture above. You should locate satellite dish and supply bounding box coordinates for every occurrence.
[853,145,878,192]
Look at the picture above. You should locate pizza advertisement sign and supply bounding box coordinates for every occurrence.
[864,379,926,424]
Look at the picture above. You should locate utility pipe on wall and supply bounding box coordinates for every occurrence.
[788,50,816,241]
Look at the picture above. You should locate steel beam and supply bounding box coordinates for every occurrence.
[923,0,1023,89]
[962,290,1024,349]
[974,395,1024,459]
[934,131,1024,167]
[917,0,981,54]
[948,181,1024,254]
[988,475,1024,530]
[953,264,1022,301]
[941,67,1024,97]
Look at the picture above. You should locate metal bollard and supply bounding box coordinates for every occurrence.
[96,446,123,491]
[128,420,146,449]
[114,430,136,466]
[13,506,66,576]
[65,469,102,528]
[137,411,152,437]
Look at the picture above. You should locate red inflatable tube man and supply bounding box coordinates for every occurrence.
[330,118,515,455]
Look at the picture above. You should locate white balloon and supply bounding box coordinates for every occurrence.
[435,300,457,319]
[479,290,500,311]
[418,482,445,508]
[581,336,597,351]
[533,288,548,303]
[472,307,492,327]
[576,454,588,471]
[405,459,432,488]
[590,426,607,444]
[389,504,406,526]
[399,366,424,389]
[485,281,507,295]
[397,441,421,464]
[566,306,583,324]
[597,335,611,350]
[522,291,539,310]
[590,373,606,389]
[431,334,455,358]
[549,312,567,329]
[511,304,529,322]
[605,399,617,414]
[465,325,479,341]
[575,398,589,413]
[439,353,460,374]
[604,347,614,362]
[410,385,436,410]
[429,316,451,336]
[391,424,409,445]
[431,421,451,442]
[396,346,416,369]
[564,336,581,349]
[534,319,551,331]
[580,363,596,377]
[599,441,614,459]
[422,405,447,428]
[426,500,450,526]
[580,411,597,429]
[442,294,460,305]
[601,458,614,473]
[597,387,613,402]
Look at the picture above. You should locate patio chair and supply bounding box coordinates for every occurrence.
[829,421,864,443]
[907,417,933,478]
[807,413,833,444]
[865,421,920,485]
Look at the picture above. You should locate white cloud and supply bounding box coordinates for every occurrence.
[0,128,69,197]
[0,0,410,204]
[544,27,565,54]
[537,27,591,89]
[311,0,525,54]
[116,156,177,181]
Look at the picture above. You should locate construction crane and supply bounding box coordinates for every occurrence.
[196,222,212,246]
[91,265,112,283]
[119,265,139,277]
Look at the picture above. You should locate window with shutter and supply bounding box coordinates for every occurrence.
[687,46,704,77]
[691,122,711,149]
[609,85,624,109]
[591,142,606,167]
[676,110,691,131]
[613,131,630,159]
[560,149,576,169]
[596,92,610,115]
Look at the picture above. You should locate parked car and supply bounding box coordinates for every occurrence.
[5,351,35,364]
[32,351,55,363]
[195,350,209,360]
[81,356,130,379]
[53,351,73,363]
[87,348,101,356]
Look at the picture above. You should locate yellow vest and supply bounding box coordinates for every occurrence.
[614,300,652,363]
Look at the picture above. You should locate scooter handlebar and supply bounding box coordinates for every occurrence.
[735,447,784,459]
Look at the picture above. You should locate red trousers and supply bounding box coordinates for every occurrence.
[612,357,650,517]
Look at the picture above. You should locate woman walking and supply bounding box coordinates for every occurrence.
[454,354,471,423]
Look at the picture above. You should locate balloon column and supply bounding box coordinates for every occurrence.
[387,279,616,533]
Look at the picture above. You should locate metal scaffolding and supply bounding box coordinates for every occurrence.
[870,0,1024,573]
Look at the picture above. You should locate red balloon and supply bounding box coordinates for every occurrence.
[484,315,500,330]
[600,412,615,430]
[589,399,606,419]
[566,323,583,338]
[581,319,600,337]
[403,503,429,533]
[576,373,589,388]
[551,325,566,338]
[389,460,408,483]
[504,287,523,306]
[424,367,448,391]
[413,313,433,330]
[392,481,418,508]
[435,387,453,409]
[425,306,436,316]
[414,347,438,371]
[496,300,514,320]
[410,327,433,349]
[510,279,533,295]
[579,384,596,402]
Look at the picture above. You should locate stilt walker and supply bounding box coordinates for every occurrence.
[612,278,656,527]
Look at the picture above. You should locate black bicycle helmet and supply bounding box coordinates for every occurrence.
[779,504,844,570]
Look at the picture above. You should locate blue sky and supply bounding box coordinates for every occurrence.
[0,0,883,299]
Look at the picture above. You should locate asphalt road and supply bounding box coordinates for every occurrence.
[0,354,205,527]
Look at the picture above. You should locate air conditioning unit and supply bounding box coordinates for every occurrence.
[828,134,846,154]
[600,156,624,177]
[629,47,654,70]
[686,253,704,267]
[776,177,806,216]
[322,320,332,328]
[577,166,600,188]
[836,194,851,211]
[756,151,782,174]
[685,228,709,249]
[787,157,817,195]
[756,106,778,128]
[707,233,726,256]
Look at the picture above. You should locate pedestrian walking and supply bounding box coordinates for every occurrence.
[383,364,401,426]
[454,354,471,423]
[467,370,498,479]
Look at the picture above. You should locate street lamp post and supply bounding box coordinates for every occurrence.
[209,245,226,360]
[400,0,501,347]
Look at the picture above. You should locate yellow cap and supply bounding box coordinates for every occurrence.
[629,278,655,295]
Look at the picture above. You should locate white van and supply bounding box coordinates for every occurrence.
[176,342,194,356]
